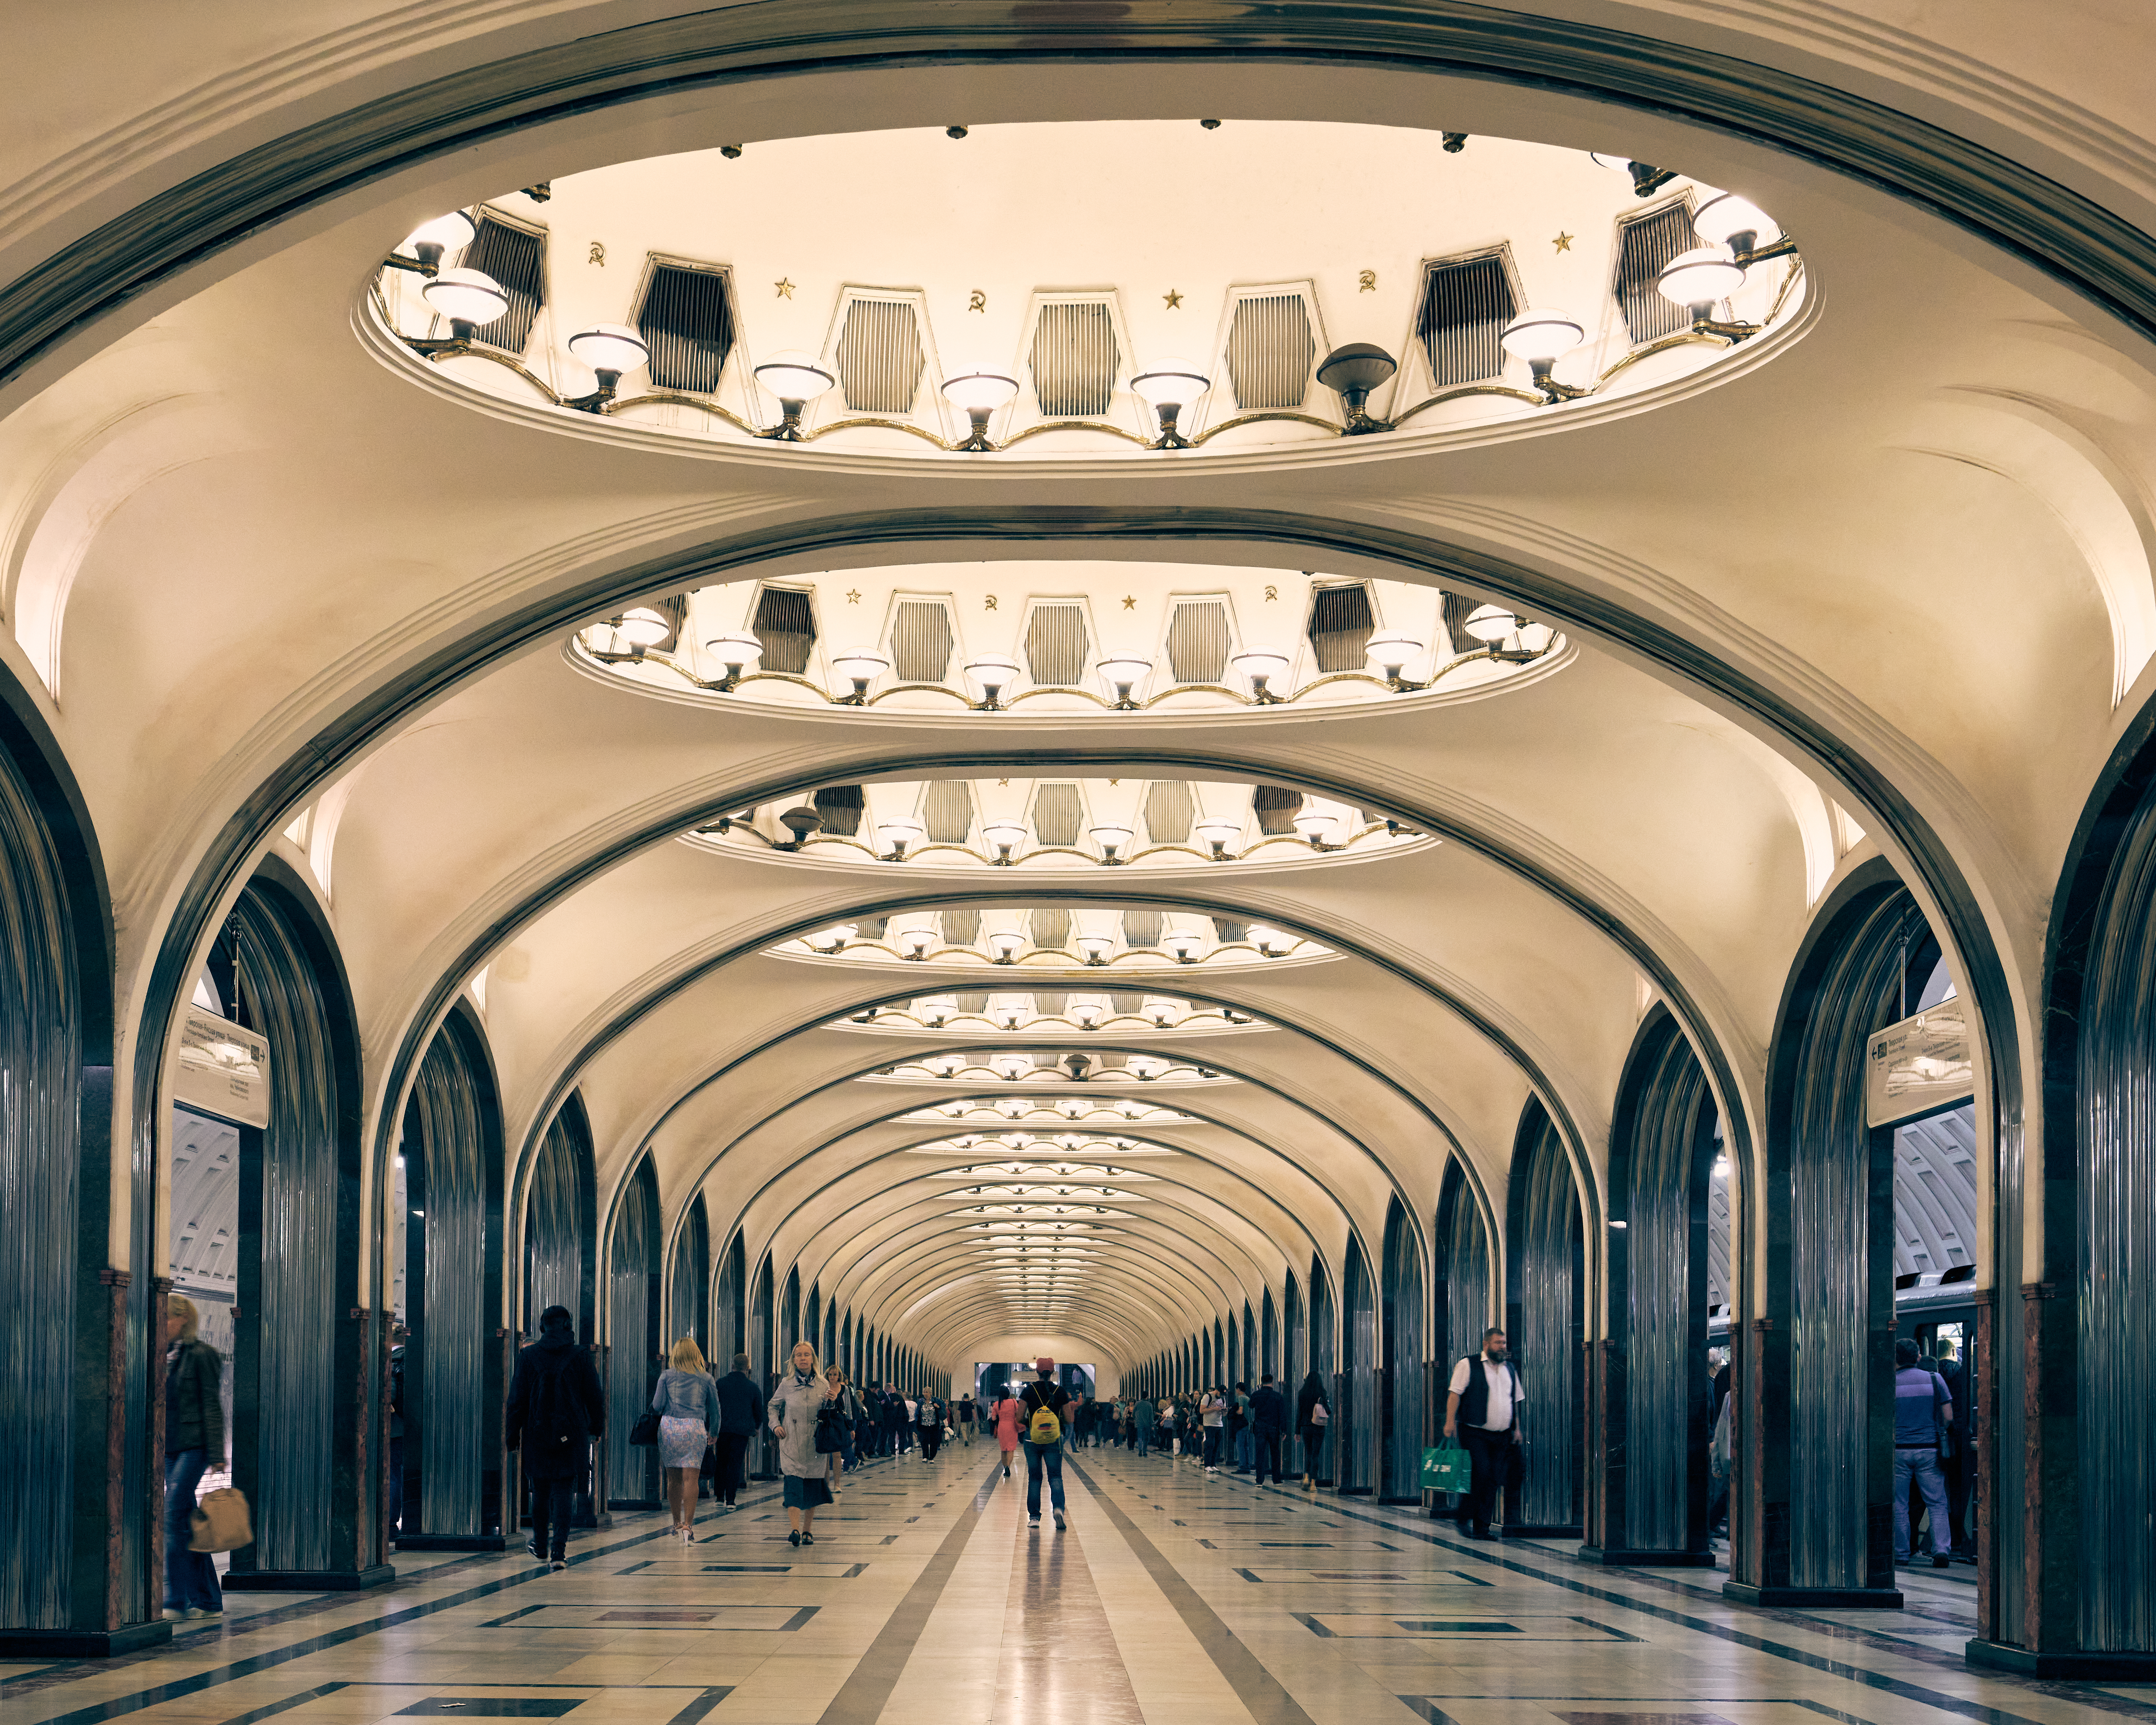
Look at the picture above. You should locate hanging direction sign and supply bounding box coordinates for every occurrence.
[1865,997,1972,1128]
[173,1006,271,1128]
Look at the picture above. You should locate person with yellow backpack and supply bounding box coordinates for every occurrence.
[1018,1357,1074,1531]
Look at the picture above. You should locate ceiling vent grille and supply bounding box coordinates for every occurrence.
[1122,910,1164,948]
[1212,917,1250,943]
[1029,908,1072,950]
[1143,782,1196,846]
[1615,202,1695,346]
[942,908,981,945]
[1109,991,1145,1015]
[635,261,734,392]
[1418,254,1516,387]
[1253,786,1303,835]
[751,587,817,674]
[922,781,975,844]
[812,785,864,836]
[1225,294,1316,410]
[1032,784,1083,847]
[1165,600,1232,684]
[1024,603,1091,686]
[836,299,926,413]
[463,212,546,353]
[1031,303,1119,416]
[1439,592,1478,657]
[954,990,991,1013]
[1308,584,1376,672]
[888,599,955,682]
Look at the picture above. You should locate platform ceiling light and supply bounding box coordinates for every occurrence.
[1229,647,1292,703]
[1463,604,1520,644]
[987,929,1026,963]
[963,654,1023,710]
[943,370,1021,451]
[1316,342,1397,434]
[981,819,1029,864]
[1162,929,1204,963]
[1130,362,1211,449]
[1294,807,1339,850]
[1147,1000,1179,1027]
[1656,244,1768,341]
[396,209,477,272]
[1076,930,1117,964]
[1364,630,1423,686]
[420,266,509,344]
[1499,309,1589,403]
[1589,152,1680,197]
[1088,823,1135,865]
[703,632,763,687]
[809,923,856,953]
[879,817,927,862]
[829,645,891,703]
[1193,815,1243,859]
[1097,654,1152,709]
[563,323,651,410]
[1248,925,1287,956]
[1072,1002,1103,1029]
[1692,192,1794,264]
[753,350,836,439]
[611,607,672,650]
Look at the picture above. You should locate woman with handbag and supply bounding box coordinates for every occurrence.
[163,1294,226,1620]
[1296,1370,1330,1490]
[649,1335,722,1540]
[768,1340,835,1545]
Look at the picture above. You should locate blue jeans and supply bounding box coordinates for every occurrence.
[1201,1427,1223,1468]
[1233,1428,1253,1470]
[1894,1446,1950,1559]
[1023,1439,1065,1516]
[1134,1423,1149,1456]
[165,1449,223,1612]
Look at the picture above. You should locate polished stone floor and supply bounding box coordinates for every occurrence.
[9,1441,2156,1725]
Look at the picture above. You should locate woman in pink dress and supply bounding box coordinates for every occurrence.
[992,1390,1022,1479]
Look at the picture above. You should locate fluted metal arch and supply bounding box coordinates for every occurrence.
[604,1155,661,1508]
[1508,1100,1583,1535]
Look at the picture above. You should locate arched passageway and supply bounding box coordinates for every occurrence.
[1380,1198,1427,1505]
[604,1156,661,1511]
[1508,1102,1583,1538]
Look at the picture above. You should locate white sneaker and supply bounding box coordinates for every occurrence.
[1028,1515,1041,1529]
[1053,1509,1066,1530]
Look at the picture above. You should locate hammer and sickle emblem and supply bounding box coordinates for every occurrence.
[968,289,987,312]
[1358,269,1377,292]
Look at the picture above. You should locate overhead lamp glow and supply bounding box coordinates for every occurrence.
[400,209,476,270]
[566,321,650,384]
[829,645,891,703]
[703,632,762,685]
[942,370,1020,450]
[808,924,857,953]
[1193,815,1243,859]
[1230,647,1292,703]
[422,266,509,333]
[1096,655,1152,709]
[1693,192,1776,256]
[1657,244,1746,310]
[1364,630,1424,685]
[1162,929,1204,963]
[753,350,836,440]
[878,817,926,862]
[1076,931,1117,964]
[1130,361,1211,448]
[987,929,1027,963]
[613,607,671,649]
[1462,604,1519,644]
[1589,153,1680,196]
[963,654,1023,710]
[1294,808,1339,849]
[1087,824,1135,865]
[1499,308,1589,402]
[980,820,1029,864]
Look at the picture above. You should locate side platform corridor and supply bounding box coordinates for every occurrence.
[6,1447,2145,1725]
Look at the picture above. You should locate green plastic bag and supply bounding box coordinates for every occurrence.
[1421,1442,1472,1493]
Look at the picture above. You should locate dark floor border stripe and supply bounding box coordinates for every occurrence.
[1067,1458,1315,1725]
[1190,1468,2156,1725]
[812,1456,999,1725]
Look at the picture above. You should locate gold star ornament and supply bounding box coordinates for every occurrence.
[775,277,796,298]
[1163,289,1183,309]
[1552,232,1573,253]
[845,589,862,604]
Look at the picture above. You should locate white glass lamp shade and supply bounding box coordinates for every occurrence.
[1499,309,1585,362]
[987,929,1027,961]
[1463,603,1518,643]
[753,350,837,402]
[1087,823,1135,858]
[615,606,671,648]
[899,926,936,956]
[962,654,1023,695]
[879,817,926,854]
[1657,244,1746,307]
[942,370,1020,411]
[1293,808,1337,843]
[809,923,857,951]
[1148,1001,1179,1026]
[1693,192,1775,251]
[830,646,892,687]
[980,819,1030,856]
[1230,647,1292,692]
[1247,924,1285,955]
[422,267,509,326]
[1075,932,1116,961]
[1162,929,1204,959]
[704,631,763,673]
[1130,363,1210,408]
[402,210,477,255]
[567,322,650,376]
[1193,816,1243,852]
[1096,655,1152,696]
[1364,630,1424,678]
[1072,1004,1102,1028]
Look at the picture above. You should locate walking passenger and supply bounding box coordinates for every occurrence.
[1444,1327,1525,1541]
[1296,1371,1329,1488]
[917,1390,945,1459]
[1230,1381,1253,1472]
[163,1295,225,1621]
[652,1335,721,1540]
[505,1304,605,1570]
[1200,1385,1227,1473]
[825,1367,854,1496]
[992,1383,1022,1477]
[1250,1372,1287,1485]
[769,1340,834,1546]
[1893,1337,1954,1569]
[1132,1393,1152,1457]
[1020,1357,1075,1530]
[956,1390,977,1445]
[711,1351,763,1511]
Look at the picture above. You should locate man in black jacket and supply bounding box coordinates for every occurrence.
[1249,1373,1288,1485]
[712,1352,765,1510]
[505,1305,605,1569]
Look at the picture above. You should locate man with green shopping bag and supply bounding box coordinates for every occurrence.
[1443,1328,1526,1540]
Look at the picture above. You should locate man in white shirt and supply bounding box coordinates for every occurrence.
[1443,1327,1525,1539]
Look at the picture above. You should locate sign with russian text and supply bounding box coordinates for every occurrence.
[173,1006,271,1129]
[1865,998,1972,1127]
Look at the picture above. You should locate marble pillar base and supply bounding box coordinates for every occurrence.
[1966,1638,2156,1678]
[1724,1580,1901,1608]
[223,1564,395,1591]
[1576,1545,1717,1565]
[0,1619,171,1657]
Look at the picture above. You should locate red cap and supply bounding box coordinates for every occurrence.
[1036,1356,1055,1373]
